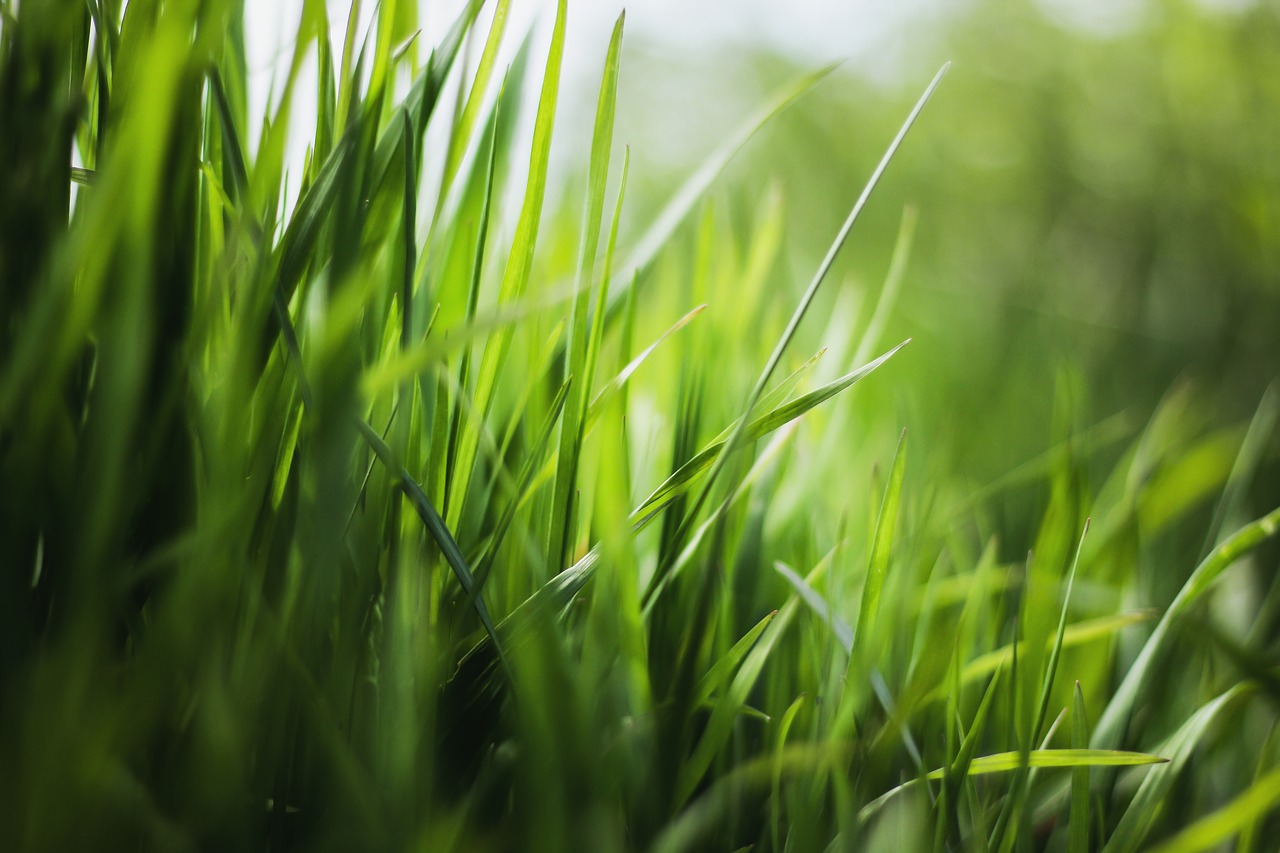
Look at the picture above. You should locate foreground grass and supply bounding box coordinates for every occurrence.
[1,2,1278,851]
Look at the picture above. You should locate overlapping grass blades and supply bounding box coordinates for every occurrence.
[3,2,1278,850]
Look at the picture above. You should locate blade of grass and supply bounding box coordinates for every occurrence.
[1091,506,1280,752]
[1070,682,1090,853]
[643,63,948,607]
[549,11,625,573]
[637,341,907,516]
[853,428,908,652]
[354,417,509,678]
[446,0,567,529]
[1101,683,1255,853]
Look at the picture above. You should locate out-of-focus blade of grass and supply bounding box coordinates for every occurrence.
[853,428,907,652]
[774,561,853,653]
[437,0,509,216]
[1070,682,1090,853]
[446,0,566,529]
[1090,507,1280,752]
[1199,380,1279,559]
[1145,764,1280,853]
[605,65,838,318]
[652,745,844,853]
[915,612,1153,707]
[1101,683,1256,853]
[1234,721,1280,853]
[929,749,1166,779]
[853,204,916,367]
[549,12,624,573]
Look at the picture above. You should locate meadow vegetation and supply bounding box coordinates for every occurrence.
[1,1,1278,850]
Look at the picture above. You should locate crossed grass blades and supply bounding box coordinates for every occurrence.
[2,1,1278,851]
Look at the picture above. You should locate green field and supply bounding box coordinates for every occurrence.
[2,1,1278,850]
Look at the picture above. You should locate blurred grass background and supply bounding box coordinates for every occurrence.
[2,0,1279,850]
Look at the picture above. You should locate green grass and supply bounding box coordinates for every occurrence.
[2,2,1279,851]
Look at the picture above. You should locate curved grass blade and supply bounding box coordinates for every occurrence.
[1147,764,1280,853]
[1101,683,1255,853]
[638,341,907,516]
[354,417,509,677]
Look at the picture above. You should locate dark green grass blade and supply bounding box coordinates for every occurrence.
[354,417,509,677]
[470,377,572,602]
[1070,682,1090,853]
[1147,764,1280,853]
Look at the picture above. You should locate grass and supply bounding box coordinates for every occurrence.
[2,1,1279,851]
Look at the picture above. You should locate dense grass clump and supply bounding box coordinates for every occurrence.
[2,2,1278,851]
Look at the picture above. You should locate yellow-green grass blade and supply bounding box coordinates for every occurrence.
[934,749,1166,780]
[916,611,1154,708]
[549,11,624,573]
[446,0,567,529]
[437,0,510,216]
[703,347,828,448]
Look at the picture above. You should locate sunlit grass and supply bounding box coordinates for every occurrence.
[1,2,1278,851]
